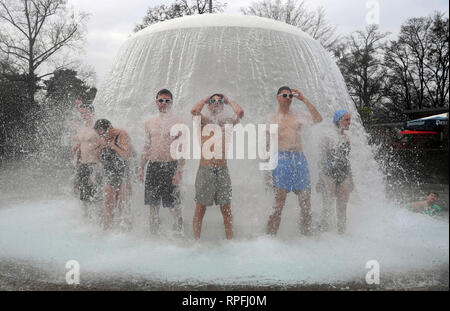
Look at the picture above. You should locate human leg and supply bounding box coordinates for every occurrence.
[267,188,287,235]
[317,175,336,232]
[220,204,233,240]
[297,189,312,236]
[148,204,160,235]
[103,183,116,230]
[336,177,352,234]
[169,207,184,233]
[193,203,207,239]
[292,153,312,235]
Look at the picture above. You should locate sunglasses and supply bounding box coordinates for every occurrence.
[209,99,225,104]
[157,99,172,104]
[279,94,294,98]
[79,104,91,109]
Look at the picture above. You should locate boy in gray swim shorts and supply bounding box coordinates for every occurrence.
[191,93,244,240]
[195,166,232,207]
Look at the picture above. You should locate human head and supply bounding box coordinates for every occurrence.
[276,86,293,107]
[207,93,225,115]
[76,98,95,122]
[334,110,351,130]
[155,89,173,113]
[94,119,112,137]
[426,192,439,204]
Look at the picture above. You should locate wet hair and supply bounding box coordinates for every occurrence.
[277,86,292,95]
[77,98,95,112]
[94,119,112,132]
[210,93,224,99]
[428,192,439,197]
[156,89,173,99]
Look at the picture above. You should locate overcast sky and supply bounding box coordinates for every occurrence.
[67,0,449,85]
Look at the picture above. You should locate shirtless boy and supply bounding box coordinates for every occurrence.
[190,94,244,240]
[72,99,101,216]
[266,87,322,236]
[138,89,185,235]
[407,192,441,216]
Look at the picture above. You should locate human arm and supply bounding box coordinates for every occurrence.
[408,201,428,213]
[223,95,244,125]
[75,98,83,110]
[291,88,323,123]
[93,136,107,158]
[172,158,185,185]
[191,96,211,125]
[109,131,133,160]
[138,126,152,183]
[71,131,81,164]
[317,136,329,174]
[72,142,80,158]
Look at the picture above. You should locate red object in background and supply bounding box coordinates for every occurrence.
[398,130,439,135]
[392,130,441,150]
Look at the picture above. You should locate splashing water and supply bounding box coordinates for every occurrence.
[0,14,448,289]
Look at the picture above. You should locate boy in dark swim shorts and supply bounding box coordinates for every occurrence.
[145,161,181,210]
[138,89,185,236]
[77,163,101,203]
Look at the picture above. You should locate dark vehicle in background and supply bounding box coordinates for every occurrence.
[392,113,448,150]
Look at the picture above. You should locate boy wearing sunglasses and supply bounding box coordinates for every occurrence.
[190,94,244,240]
[138,89,185,236]
[266,86,322,236]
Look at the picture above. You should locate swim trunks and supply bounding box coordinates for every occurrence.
[272,151,311,192]
[145,161,180,208]
[77,163,99,202]
[195,166,232,207]
[98,134,129,190]
[424,205,442,216]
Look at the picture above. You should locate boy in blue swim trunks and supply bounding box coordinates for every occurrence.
[266,86,323,236]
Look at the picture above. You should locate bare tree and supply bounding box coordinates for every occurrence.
[335,25,389,123]
[384,12,449,111]
[384,40,415,112]
[0,0,88,105]
[134,0,227,32]
[425,12,449,108]
[241,0,340,51]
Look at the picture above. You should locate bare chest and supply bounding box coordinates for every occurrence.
[77,128,98,143]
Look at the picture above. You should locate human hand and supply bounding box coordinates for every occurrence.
[221,94,231,105]
[172,170,182,185]
[75,98,83,109]
[291,88,306,101]
[108,138,116,148]
[97,136,107,148]
[203,96,211,104]
[138,167,145,183]
[264,171,273,189]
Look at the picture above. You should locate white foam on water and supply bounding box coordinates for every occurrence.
[0,194,447,286]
